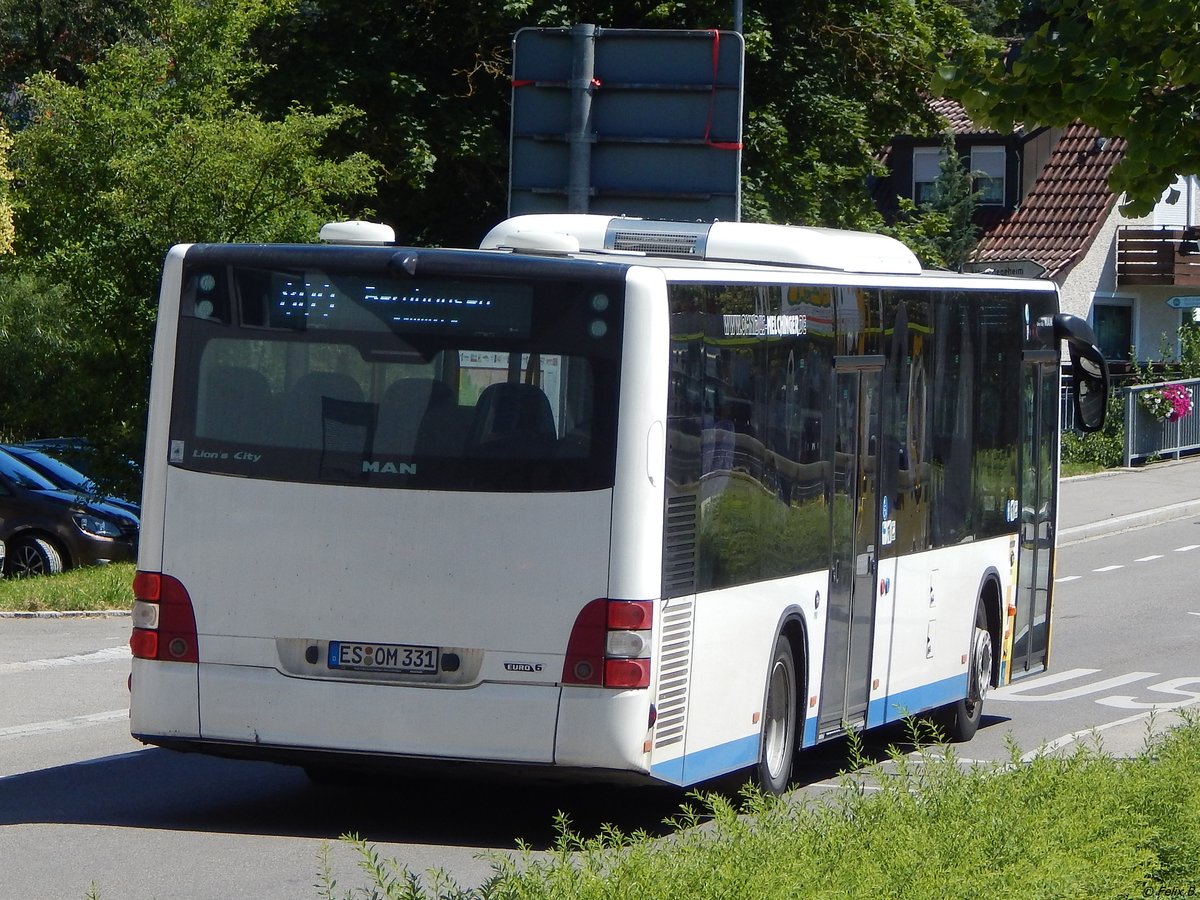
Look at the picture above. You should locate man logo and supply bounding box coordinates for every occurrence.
[361,461,417,475]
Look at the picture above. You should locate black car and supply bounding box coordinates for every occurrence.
[0,449,139,576]
[1,444,140,516]
[17,437,142,503]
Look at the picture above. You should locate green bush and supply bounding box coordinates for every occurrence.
[314,719,1200,900]
[1062,391,1126,470]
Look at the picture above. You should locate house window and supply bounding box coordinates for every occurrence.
[1093,304,1132,362]
[971,146,1006,205]
[912,147,946,205]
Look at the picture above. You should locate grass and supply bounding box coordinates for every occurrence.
[0,561,135,613]
[314,717,1200,900]
[1061,459,1115,478]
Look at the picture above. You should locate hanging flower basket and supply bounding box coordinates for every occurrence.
[1139,383,1194,422]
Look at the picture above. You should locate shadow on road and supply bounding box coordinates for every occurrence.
[0,716,1007,850]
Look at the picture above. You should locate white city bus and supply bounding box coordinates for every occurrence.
[129,214,1107,792]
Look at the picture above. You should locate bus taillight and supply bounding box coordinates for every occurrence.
[563,599,653,689]
[130,571,199,663]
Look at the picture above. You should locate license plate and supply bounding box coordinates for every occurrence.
[328,641,439,674]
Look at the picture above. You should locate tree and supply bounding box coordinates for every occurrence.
[886,132,981,269]
[0,0,377,471]
[0,125,12,253]
[248,0,992,243]
[938,0,1200,216]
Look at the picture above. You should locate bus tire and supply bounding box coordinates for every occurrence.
[6,536,64,578]
[756,634,798,795]
[935,602,992,742]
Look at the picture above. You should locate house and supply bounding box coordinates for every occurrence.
[875,97,1200,370]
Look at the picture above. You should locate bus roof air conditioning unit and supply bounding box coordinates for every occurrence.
[481,214,922,274]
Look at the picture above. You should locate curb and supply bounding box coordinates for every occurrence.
[1058,499,1200,546]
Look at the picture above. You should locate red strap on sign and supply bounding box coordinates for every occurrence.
[704,29,743,151]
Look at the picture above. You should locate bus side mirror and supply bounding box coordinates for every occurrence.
[1053,313,1109,433]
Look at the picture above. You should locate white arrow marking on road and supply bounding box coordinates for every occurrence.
[0,646,130,675]
[1096,677,1200,711]
[992,668,1158,702]
[0,709,127,741]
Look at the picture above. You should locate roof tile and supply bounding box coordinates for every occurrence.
[970,121,1125,278]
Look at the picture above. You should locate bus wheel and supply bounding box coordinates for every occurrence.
[756,634,797,795]
[935,603,992,742]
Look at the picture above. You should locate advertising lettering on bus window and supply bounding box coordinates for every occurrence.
[721,314,807,337]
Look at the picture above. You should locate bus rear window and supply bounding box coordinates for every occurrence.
[168,261,624,492]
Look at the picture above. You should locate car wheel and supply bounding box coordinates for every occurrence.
[5,537,65,577]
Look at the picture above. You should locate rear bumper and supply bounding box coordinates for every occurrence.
[131,733,662,787]
[197,662,562,763]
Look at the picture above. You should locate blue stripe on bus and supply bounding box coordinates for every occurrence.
[801,674,968,747]
[653,673,970,786]
[650,733,759,785]
[867,673,969,728]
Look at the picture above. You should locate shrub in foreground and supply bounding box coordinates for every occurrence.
[317,718,1200,900]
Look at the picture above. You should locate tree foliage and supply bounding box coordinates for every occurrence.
[0,125,12,253]
[939,0,1200,216]
[0,0,377,467]
[885,132,981,269]
[0,0,998,467]
[249,0,991,242]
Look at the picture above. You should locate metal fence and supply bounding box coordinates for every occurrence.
[1122,377,1200,466]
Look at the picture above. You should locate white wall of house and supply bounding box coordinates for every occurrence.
[1056,202,1191,363]
[1058,205,1122,320]
[1154,175,1200,227]
[1135,287,1188,360]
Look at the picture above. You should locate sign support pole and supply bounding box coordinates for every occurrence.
[567,24,597,213]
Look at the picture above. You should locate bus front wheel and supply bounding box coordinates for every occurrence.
[756,634,798,795]
[934,603,992,742]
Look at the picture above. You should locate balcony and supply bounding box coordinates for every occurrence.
[1117,226,1200,285]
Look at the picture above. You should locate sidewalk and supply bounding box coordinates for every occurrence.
[1058,455,1200,544]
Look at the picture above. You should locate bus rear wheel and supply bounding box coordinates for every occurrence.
[756,634,797,795]
[934,603,992,742]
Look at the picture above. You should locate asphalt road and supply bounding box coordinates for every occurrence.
[2,515,1199,899]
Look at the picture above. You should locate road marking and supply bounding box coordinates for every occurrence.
[1054,575,1081,583]
[1018,707,1194,762]
[993,668,1158,702]
[1135,554,1163,562]
[1174,544,1200,552]
[1092,565,1124,573]
[0,709,127,741]
[1096,677,1200,711]
[0,646,130,676]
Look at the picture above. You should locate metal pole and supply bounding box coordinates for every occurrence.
[567,23,597,214]
[734,0,743,33]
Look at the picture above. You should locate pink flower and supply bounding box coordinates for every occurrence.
[1161,383,1193,422]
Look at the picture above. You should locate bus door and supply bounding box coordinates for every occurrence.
[1010,350,1059,678]
[818,356,884,736]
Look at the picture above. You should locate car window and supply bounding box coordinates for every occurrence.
[5,448,96,493]
[0,450,60,490]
